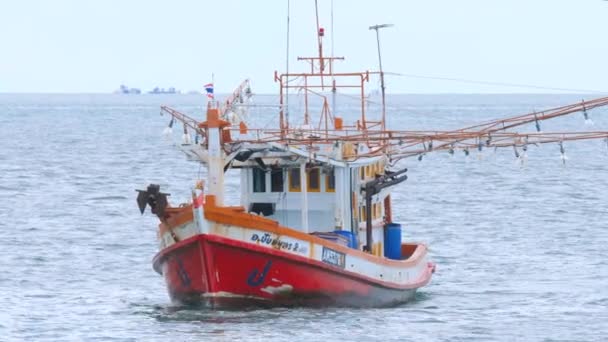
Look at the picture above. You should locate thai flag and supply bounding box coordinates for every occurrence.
[204,83,214,99]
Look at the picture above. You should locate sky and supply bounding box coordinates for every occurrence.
[1,0,607,94]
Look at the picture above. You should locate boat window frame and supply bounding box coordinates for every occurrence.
[252,167,267,193]
[288,168,301,192]
[307,167,321,192]
[326,168,336,192]
[270,168,284,192]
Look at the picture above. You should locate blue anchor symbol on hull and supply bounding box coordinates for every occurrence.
[247,260,272,287]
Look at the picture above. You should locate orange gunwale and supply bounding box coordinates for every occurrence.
[202,195,427,268]
[160,195,428,268]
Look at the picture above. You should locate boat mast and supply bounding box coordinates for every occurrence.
[369,24,393,131]
[331,0,337,121]
[315,0,325,81]
[199,107,230,206]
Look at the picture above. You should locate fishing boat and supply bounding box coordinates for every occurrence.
[137,10,439,308]
[137,4,608,308]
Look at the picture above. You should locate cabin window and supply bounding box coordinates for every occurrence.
[252,168,266,193]
[250,202,275,216]
[326,168,335,192]
[271,169,284,192]
[288,168,301,192]
[307,168,320,192]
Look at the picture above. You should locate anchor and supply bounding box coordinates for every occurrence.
[136,184,170,218]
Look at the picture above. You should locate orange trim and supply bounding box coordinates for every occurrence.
[401,244,419,259]
[222,129,232,143]
[198,108,230,129]
[161,206,193,227]
[384,195,392,223]
[203,195,279,231]
[202,194,427,267]
[334,117,343,130]
[239,121,248,134]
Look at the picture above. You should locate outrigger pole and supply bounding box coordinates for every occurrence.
[161,95,608,157]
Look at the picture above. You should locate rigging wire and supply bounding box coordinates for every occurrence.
[285,0,291,128]
[386,72,608,93]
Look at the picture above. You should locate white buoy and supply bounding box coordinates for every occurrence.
[162,126,173,138]
[182,132,192,145]
[163,118,174,139]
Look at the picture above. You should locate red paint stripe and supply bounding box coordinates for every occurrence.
[153,233,434,291]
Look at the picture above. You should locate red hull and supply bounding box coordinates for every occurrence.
[153,234,434,308]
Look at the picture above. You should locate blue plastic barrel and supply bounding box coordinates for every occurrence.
[333,230,358,249]
[384,223,402,260]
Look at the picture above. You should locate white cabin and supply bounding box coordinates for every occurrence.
[228,147,393,256]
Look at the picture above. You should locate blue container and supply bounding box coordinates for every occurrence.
[333,230,358,249]
[384,223,402,260]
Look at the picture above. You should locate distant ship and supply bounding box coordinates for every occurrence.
[148,87,180,94]
[115,84,141,94]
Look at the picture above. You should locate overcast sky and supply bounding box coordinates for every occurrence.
[1,0,607,94]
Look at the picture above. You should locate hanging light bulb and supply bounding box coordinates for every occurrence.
[521,137,529,166]
[418,153,424,161]
[463,147,470,157]
[582,104,594,126]
[485,134,492,146]
[182,124,192,144]
[512,144,520,158]
[534,113,541,132]
[163,117,174,138]
[428,140,433,151]
[448,144,455,155]
[559,141,567,165]
[476,139,484,160]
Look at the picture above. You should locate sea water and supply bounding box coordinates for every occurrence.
[1,93,607,341]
